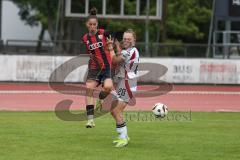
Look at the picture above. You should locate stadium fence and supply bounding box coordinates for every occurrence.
[0,39,240,59]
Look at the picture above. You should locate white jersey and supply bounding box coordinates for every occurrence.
[116,47,140,79]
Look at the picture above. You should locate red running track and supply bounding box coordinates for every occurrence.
[0,83,240,112]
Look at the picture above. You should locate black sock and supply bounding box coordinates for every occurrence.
[86,105,94,116]
[99,91,109,100]
[116,122,126,128]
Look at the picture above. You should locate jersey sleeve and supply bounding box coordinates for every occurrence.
[81,34,89,54]
[121,48,139,62]
[82,34,87,44]
[120,50,130,61]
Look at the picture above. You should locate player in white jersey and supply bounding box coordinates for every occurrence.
[114,45,139,102]
[106,29,139,147]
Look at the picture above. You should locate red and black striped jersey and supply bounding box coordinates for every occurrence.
[82,29,112,70]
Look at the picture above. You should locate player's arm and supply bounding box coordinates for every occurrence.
[110,50,124,64]
[106,36,124,64]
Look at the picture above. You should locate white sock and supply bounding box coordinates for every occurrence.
[87,115,94,121]
[116,122,128,139]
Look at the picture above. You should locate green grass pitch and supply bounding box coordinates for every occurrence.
[0,111,239,160]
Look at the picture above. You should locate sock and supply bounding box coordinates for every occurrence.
[87,115,94,121]
[116,122,128,139]
[99,91,109,100]
[86,105,94,120]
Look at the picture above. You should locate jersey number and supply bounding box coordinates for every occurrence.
[118,88,126,97]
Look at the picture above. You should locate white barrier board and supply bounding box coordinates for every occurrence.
[0,55,240,84]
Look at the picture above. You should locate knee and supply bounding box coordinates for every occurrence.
[103,85,112,93]
[86,82,95,95]
[86,83,94,89]
[103,79,113,93]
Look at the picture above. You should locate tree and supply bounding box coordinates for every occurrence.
[100,0,212,43]
[166,0,213,43]
[12,0,58,52]
[12,0,213,55]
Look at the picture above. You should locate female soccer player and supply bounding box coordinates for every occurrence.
[82,7,113,128]
[106,29,140,147]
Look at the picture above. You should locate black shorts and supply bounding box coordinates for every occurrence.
[87,69,113,83]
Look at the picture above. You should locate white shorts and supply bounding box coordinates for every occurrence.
[112,77,137,103]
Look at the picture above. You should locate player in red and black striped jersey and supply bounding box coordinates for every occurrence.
[82,29,112,73]
[82,7,113,128]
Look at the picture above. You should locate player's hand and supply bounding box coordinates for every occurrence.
[106,35,114,45]
[114,39,120,46]
[106,35,114,51]
[114,39,122,54]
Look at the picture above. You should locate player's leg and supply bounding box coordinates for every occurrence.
[96,68,114,110]
[112,78,137,147]
[85,79,99,128]
[96,78,113,110]
[110,78,135,147]
[98,69,114,100]
[110,100,129,147]
[101,78,113,98]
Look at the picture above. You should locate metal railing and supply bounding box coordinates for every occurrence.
[3,39,86,55]
[213,31,240,58]
[1,39,240,58]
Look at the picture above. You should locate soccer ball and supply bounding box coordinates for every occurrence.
[152,103,168,118]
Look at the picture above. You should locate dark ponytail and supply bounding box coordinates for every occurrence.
[90,7,97,16]
[87,7,98,21]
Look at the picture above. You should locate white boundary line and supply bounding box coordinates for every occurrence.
[170,91,240,95]
[215,109,240,112]
[0,90,240,95]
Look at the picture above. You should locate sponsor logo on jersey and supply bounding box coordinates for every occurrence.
[98,35,103,40]
[88,42,103,50]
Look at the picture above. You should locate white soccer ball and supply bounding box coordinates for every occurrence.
[152,103,168,118]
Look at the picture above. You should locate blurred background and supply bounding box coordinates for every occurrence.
[0,0,240,85]
[0,0,239,58]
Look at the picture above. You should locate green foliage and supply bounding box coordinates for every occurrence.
[167,0,212,42]
[12,0,58,38]
[12,0,213,43]
[100,20,143,41]
[124,0,137,15]
[101,0,212,43]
